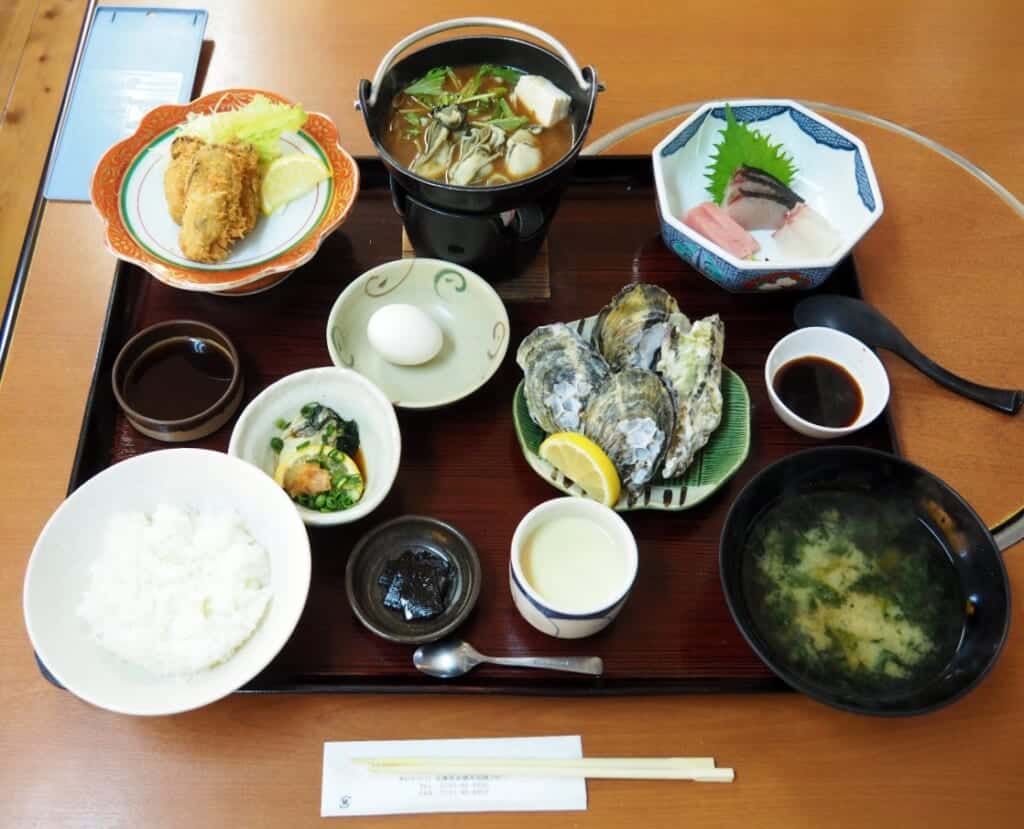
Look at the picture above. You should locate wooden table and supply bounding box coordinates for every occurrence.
[1,2,1022,826]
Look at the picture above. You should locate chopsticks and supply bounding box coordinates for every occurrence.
[353,756,734,782]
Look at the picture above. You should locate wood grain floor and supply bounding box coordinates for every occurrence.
[0,0,86,307]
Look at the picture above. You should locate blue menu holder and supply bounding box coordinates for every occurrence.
[44,7,207,202]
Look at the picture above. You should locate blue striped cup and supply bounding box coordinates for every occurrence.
[509,497,638,639]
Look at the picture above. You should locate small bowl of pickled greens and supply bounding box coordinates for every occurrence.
[345,516,482,645]
[269,402,365,513]
[720,447,1011,716]
[228,367,401,526]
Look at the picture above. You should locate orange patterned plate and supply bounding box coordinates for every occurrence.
[91,89,359,295]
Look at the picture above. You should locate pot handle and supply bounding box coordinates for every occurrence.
[993,512,1022,552]
[361,17,592,109]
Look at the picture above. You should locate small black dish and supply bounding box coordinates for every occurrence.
[345,515,482,645]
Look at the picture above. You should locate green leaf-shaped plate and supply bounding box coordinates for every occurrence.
[513,316,752,511]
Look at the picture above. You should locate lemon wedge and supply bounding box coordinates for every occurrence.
[260,153,331,216]
[539,432,621,508]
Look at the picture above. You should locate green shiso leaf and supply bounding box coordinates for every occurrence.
[704,104,798,204]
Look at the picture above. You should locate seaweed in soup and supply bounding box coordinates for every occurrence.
[741,491,965,694]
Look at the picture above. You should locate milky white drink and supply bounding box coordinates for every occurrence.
[520,515,628,612]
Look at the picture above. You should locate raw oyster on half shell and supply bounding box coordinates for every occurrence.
[517,323,611,435]
[657,313,725,478]
[582,368,675,490]
[592,283,684,371]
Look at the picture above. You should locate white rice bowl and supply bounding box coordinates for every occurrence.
[23,449,311,716]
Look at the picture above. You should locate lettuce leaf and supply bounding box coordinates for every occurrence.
[177,94,308,164]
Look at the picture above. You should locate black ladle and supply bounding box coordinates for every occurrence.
[794,295,1023,415]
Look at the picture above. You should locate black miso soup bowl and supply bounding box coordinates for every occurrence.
[720,446,1012,717]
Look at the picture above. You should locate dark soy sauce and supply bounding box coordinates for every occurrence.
[124,337,233,420]
[774,356,863,427]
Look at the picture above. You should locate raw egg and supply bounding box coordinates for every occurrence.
[367,303,443,366]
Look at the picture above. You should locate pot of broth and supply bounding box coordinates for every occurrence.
[719,447,1012,716]
[357,18,600,275]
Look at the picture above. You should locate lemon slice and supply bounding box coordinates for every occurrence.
[260,153,331,216]
[539,432,621,507]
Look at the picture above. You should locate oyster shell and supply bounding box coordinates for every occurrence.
[657,313,725,478]
[583,368,675,490]
[517,323,611,434]
[592,283,684,371]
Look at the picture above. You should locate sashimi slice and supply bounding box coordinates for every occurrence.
[726,196,790,232]
[723,165,804,231]
[773,203,842,259]
[683,202,760,259]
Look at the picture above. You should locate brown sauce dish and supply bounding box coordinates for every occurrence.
[111,320,243,442]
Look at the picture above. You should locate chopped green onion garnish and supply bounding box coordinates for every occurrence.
[275,418,289,430]
[296,440,311,451]
[270,437,283,452]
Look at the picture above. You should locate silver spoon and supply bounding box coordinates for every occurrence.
[413,639,604,678]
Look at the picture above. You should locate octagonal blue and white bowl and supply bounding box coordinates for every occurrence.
[653,99,884,293]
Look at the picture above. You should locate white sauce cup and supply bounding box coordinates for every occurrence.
[765,326,890,439]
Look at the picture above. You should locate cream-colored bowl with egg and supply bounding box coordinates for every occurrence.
[326,258,510,409]
[509,497,638,639]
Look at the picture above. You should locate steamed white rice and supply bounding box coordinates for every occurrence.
[77,504,273,676]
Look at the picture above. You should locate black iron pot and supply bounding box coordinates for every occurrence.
[356,19,600,272]
[720,447,1012,716]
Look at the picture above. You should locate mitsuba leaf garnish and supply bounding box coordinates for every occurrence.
[479,63,524,84]
[403,67,450,98]
[487,116,529,132]
[705,104,798,205]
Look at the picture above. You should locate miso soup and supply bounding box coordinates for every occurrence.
[741,491,965,695]
[383,63,574,186]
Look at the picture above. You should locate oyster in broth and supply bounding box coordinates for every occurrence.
[657,313,725,478]
[592,283,683,371]
[583,368,675,490]
[517,323,611,434]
